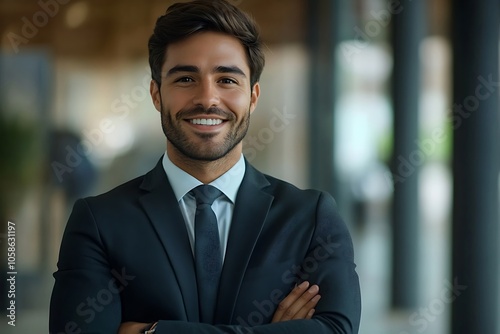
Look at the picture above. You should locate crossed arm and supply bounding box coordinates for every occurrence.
[118,281,321,334]
[50,193,360,334]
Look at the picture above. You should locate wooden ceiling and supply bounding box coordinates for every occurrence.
[0,0,307,60]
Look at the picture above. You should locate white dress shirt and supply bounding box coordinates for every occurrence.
[162,151,246,261]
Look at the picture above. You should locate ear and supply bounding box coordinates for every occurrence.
[249,82,260,114]
[150,80,162,112]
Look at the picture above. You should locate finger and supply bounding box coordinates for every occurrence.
[292,294,321,320]
[280,285,319,321]
[272,281,310,322]
[274,284,319,322]
[306,308,315,319]
[118,322,150,334]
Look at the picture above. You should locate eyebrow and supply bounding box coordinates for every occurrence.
[214,65,246,77]
[166,65,199,77]
[166,65,246,78]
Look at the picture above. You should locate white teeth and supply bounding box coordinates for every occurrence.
[190,119,223,125]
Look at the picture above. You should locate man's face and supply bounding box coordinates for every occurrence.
[150,31,260,162]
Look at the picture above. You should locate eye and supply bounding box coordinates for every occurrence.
[219,78,237,85]
[175,77,194,83]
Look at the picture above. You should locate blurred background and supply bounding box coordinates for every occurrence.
[0,0,498,333]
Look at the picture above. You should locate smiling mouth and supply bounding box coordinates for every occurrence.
[189,118,224,126]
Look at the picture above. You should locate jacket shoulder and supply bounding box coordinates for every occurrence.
[261,172,336,205]
[70,174,151,223]
[86,174,146,205]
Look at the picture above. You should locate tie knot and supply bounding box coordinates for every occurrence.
[191,185,222,206]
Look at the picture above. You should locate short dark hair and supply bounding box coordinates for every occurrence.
[148,0,265,88]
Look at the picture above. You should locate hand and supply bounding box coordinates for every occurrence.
[118,321,151,334]
[117,282,320,331]
[271,281,321,322]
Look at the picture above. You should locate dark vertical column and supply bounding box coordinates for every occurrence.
[451,0,499,333]
[390,1,425,309]
[307,0,339,196]
[38,54,53,274]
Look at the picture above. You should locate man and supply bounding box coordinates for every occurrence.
[49,1,361,333]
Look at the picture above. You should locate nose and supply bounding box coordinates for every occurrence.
[192,80,220,109]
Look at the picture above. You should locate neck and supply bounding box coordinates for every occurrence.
[166,142,241,184]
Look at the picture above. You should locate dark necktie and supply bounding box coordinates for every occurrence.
[191,185,223,323]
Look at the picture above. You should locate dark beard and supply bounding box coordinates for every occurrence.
[160,104,250,161]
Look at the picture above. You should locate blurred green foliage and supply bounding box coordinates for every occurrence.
[0,113,42,219]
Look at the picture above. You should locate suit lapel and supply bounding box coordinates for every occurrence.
[138,159,199,322]
[214,162,273,324]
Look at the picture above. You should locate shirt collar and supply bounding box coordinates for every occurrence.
[162,151,246,204]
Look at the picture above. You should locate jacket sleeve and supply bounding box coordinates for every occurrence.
[153,191,361,334]
[49,198,123,334]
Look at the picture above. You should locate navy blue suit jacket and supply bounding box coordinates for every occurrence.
[50,159,361,333]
